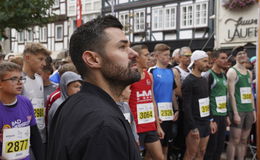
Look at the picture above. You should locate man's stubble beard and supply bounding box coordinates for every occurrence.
[101,57,141,88]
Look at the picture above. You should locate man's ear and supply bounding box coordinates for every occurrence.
[82,51,101,68]
[23,54,30,61]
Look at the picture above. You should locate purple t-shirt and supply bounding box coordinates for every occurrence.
[0,95,36,160]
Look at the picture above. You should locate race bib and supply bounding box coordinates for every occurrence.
[199,97,210,117]
[2,126,30,160]
[240,87,252,104]
[158,102,174,121]
[215,96,227,113]
[31,98,45,130]
[123,113,131,123]
[137,103,155,124]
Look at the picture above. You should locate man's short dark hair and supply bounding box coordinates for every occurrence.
[232,46,244,57]
[131,44,148,55]
[212,49,228,59]
[69,15,123,78]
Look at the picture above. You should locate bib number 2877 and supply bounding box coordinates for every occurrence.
[6,139,29,153]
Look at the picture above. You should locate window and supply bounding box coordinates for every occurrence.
[55,25,63,41]
[93,1,101,11]
[39,27,47,42]
[119,12,130,32]
[68,0,76,16]
[27,30,33,42]
[18,31,25,43]
[164,6,176,29]
[194,2,208,27]
[53,0,59,8]
[180,4,193,28]
[134,10,145,32]
[85,2,92,12]
[152,7,164,30]
[151,5,177,31]
[180,1,208,29]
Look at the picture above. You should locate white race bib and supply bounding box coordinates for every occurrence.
[2,126,30,160]
[199,98,210,117]
[137,103,155,124]
[240,87,252,104]
[158,102,174,121]
[31,98,45,130]
[123,113,131,123]
[215,96,227,113]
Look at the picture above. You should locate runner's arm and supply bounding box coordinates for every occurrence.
[226,68,238,115]
[30,125,44,160]
[249,70,256,123]
[182,79,196,130]
[173,68,181,97]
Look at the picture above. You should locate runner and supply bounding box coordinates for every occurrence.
[226,46,256,160]
[149,43,179,160]
[0,62,43,160]
[171,46,192,158]
[174,47,192,85]
[48,71,82,131]
[22,43,50,147]
[204,50,229,160]
[47,15,141,160]
[45,63,77,126]
[130,44,164,160]
[182,50,216,160]
[117,86,139,144]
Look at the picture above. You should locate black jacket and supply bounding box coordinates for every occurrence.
[47,82,141,160]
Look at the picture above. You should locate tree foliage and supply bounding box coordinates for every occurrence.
[0,0,55,37]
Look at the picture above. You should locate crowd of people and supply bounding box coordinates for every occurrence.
[0,15,257,160]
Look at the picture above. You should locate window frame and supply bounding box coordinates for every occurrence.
[152,6,164,31]
[180,3,194,29]
[55,24,63,41]
[26,29,33,42]
[134,9,145,33]
[39,27,47,42]
[194,1,208,27]
[164,5,177,30]
[17,31,25,43]
[119,11,130,33]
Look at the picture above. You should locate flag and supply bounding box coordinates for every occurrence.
[76,0,82,27]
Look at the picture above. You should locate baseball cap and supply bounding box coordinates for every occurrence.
[232,46,244,57]
[250,56,256,64]
[188,50,208,70]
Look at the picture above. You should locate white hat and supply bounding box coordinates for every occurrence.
[188,50,208,70]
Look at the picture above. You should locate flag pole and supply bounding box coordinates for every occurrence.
[76,0,82,27]
[257,0,260,158]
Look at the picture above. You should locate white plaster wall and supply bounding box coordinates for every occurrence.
[179,30,192,39]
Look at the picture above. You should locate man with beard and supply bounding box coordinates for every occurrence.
[204,50,229,160]
[226,46,255,160]
[129,44,164,160]
[182,50,216,160]
[47,15,141,160]
[174,47,192,84]
[171,46,192,158]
